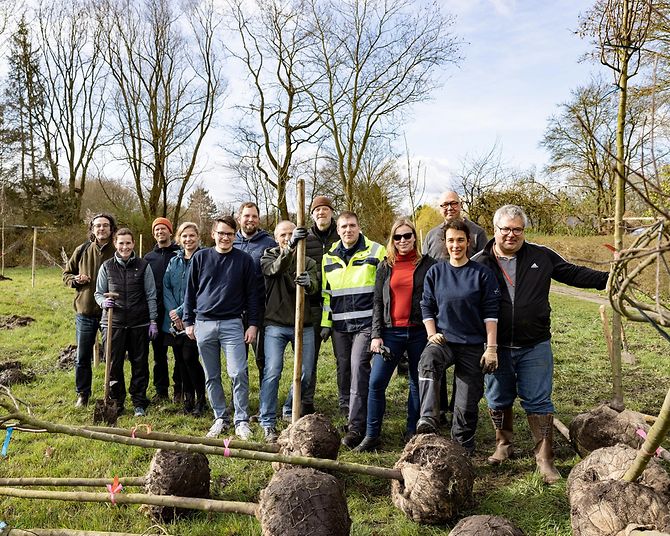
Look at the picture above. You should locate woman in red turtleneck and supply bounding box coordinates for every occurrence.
[353,219,437,452]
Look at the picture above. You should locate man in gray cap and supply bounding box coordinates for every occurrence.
[304,195,339,414]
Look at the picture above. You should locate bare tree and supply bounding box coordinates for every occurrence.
[99,0,225,224]
[34,0,109,224]
[304,0,460,209]
[228,0,323,220]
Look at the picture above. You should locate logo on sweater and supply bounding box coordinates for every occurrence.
[531,263,539,268]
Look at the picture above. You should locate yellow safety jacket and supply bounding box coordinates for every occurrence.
[321,235,386,332]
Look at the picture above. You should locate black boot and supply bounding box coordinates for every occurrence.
[183,392,195,415]
[192,394,207,417]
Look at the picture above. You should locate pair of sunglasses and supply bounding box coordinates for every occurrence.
[392,232,414,241]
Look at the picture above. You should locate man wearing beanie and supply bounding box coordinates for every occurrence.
[145,216,181,402]
[304,195,339,414]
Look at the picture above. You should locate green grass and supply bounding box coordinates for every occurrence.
[0,267,669,534]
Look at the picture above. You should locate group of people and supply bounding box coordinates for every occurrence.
[63,191,609,484]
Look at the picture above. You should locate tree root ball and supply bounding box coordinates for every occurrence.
[570,479,670,536]
[258,467,351,536]
[273,414,340,471]
[143,449,210,522]
[391,433,474,525]
[567,444,670,501]
[450,515,525,535]
[569,404,649,457]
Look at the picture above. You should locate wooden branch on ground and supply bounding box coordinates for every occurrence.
[0,477,146,487]
[9,530,170,536]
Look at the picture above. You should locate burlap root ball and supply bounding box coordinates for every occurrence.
[143,449,210,522]
[258,467,351,536]
[273,414,340,471]
[450,515,525,535]
[567,444,670,501]
[570,478,670,536]
[569,404,650,457]
[391,433,474,525]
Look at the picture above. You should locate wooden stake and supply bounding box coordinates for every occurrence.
[31,227,37,288]
[292,179,306,424]
[9,530,162,536]
[0,477,146,487]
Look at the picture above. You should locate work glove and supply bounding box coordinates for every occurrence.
[148,322,159,340]
[295,271,311,288]
[288,227,308,249]
[103,298,115,309]
[480,345,498,373]
[320,327,331,342]
[428,333,446,346]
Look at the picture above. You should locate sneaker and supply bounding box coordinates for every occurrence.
[75,394,89,408]
[416,416,439,435]
[206,418,228,438]
[133,407,146,417]
[263,426,279,443]
[235,421,252,441]
[281,412,292,423]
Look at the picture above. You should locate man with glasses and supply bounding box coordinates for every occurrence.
[183,216,259,440]
[472,204,608,484]
[63,213,117,408]
[423,191,487,260]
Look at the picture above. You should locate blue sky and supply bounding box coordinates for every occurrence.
[405,0,606,200]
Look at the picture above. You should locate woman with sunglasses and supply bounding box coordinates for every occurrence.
[416,219,500,455]
[354,219,437,452]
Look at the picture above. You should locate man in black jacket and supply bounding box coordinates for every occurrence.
[472,204,609,484]
[144,217,180,402]
[303,196,339,414]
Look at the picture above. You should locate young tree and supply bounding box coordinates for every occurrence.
[304,0,461,209]
[99,0,225,224]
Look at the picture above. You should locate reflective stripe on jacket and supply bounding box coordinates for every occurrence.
[321,236,386,332]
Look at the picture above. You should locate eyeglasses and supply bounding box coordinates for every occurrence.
[439,201,460,209]
[215,231,235,238]
[496,226,524,236]
[393,232,414,241]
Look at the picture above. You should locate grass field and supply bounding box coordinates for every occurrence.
[0,266,669,535]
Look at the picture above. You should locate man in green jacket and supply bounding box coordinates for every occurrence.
[63,213,117,408]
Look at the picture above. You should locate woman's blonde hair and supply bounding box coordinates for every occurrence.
[385,218,422,266]
[176,221,200,246]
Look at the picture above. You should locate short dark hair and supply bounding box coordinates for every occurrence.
[444,219,470,242]
[114,227,135,242]
[88,213,117,241]
[337,211,359,225]
[212,215,237,232]
[237,202,260,217]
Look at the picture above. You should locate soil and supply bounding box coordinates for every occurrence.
[0,315,35,330]
[273,414,340,471]
[391,433,474,525]
[258,467,351,536]
[0,360,34,385]
[57,345,77,370]
[144,449,210,522]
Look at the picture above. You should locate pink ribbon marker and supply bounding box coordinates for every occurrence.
[106,475,123,505]
[223,438,231,457]
[636,428,665,457]
[130,424,152,439]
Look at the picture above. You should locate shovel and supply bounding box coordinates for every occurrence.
[94,292,119,425]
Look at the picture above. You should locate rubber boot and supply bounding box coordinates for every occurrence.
[487,407,514,465]
[527,413,561,484]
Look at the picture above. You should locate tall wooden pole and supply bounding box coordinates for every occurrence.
[31,227,37,288]
[292,179,306,423]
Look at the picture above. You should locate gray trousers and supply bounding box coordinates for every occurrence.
[332,327,372,434]
[418,342,484,453]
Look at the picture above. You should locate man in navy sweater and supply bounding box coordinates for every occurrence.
[183,216,259,440]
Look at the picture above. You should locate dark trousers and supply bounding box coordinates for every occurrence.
[103,325,150,410]
[171,335,206,399]
[303,306,328,406]
[74,313,101,397]
[418,342,484,453]
[151,331,172,396]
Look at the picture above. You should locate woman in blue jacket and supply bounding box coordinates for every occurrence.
[163,222,206,416]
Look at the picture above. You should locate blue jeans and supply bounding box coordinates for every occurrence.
[366,326,425,438]
[75,313,101,396]
[485,339,555,414]
[259,325,316,428]
[195,318,248,424]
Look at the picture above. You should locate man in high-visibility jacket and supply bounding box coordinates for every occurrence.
[320,211,386,449]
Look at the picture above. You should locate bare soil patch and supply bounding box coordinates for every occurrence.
[0,315,35,330]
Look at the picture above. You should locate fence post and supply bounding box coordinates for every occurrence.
[31,227,37,288]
